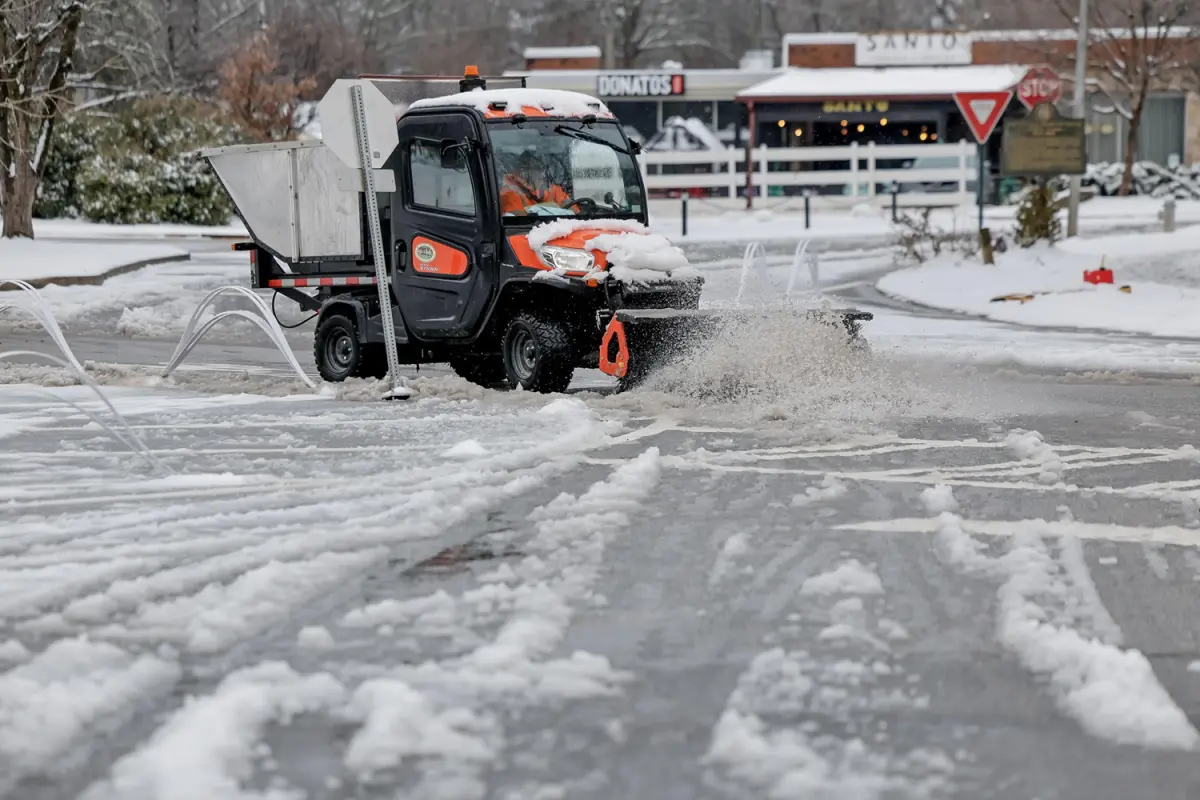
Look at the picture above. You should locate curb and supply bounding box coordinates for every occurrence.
[1,252,192,291]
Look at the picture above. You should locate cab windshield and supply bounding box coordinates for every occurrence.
[489,120,644,222]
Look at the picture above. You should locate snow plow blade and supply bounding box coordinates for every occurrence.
[599,306,873,387]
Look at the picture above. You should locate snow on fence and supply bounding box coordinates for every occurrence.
[637,140,975,208]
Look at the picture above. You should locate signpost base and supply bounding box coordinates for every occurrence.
[977,143,986,233]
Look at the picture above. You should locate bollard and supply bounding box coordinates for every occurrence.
[890,184,899,222]
[1161,198,1176,233]
[681,193,688,237]
[804,192,811,229]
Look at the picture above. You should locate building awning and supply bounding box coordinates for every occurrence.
[737,65,1029,103]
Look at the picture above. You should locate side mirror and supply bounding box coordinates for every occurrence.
[440,139,465,170]
[629,139,643,155]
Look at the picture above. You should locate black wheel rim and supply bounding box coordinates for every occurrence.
[326,331,354,373]
[508,328,537,382]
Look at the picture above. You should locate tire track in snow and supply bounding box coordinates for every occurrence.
[79,449,663,800]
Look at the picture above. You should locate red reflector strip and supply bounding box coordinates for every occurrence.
[266,276,380,288]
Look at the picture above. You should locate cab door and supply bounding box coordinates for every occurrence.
[391,113,495,340]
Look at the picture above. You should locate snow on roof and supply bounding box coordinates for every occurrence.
[780,27,1197,46]
[407,88,613,119]
[524,46,602,60]
[644,116,726,152]
[737,65,1028,100]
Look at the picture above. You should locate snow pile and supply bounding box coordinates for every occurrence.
[877,244,1200,338]
[926,488,1200,750]
[1004,429,1064,484]
[83,662,346,800]
[297,625,336,650]
[791,475,848,507]
[1,639,180,794]
[409,88,612,119]
[920,484,959,514]
[799,560,885,597]
[444,439,489,459]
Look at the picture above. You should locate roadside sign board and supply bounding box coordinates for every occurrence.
[1017,65,1063,109]
[953,90,1014,144]
[318,79,399,170]
[1000,102,1086,176]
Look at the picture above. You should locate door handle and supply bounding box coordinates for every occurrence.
[394,241,407,272]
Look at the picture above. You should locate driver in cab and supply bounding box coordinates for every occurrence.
[500,152,571,214]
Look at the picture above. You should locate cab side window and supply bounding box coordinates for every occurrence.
[409,140,477,217]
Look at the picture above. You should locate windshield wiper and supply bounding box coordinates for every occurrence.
[553,124,631,155]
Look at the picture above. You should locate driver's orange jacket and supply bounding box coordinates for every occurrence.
[499,174,570,214]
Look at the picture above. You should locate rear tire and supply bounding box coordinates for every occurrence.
[450,354,508,388]
[502,313,574,393]
[314,314,379,382]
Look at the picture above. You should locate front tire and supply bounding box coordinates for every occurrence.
[314,313,375,382]
[502,313,574,393]
[450,353,508,388]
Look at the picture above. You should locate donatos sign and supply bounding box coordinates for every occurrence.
[597,74,685,98]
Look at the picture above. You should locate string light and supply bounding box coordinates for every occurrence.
[919,132,928,141]
[777,120,786,128]
[857,124,865,132]
[840,120,848,127]
[841,127,848,135]
[793,127,803,136]
[880,118,888,126]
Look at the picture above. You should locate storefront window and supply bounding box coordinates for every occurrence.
[662,101,715,128]
[716,101,744,146]
[605,101,659,143]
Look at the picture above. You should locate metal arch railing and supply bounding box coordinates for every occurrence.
[784,240,819,304]
[733,241,767,308]
[162,286,315,389]
[0,280,166,472]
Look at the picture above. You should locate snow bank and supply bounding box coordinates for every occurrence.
[0,239,188,286]
[799,560,884,597]
[920,484,958,514]
[84,662,346,800]
[791,475,848,507]
[877,245,1200,338]
[1,639,180,793]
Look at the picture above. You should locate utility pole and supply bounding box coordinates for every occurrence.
[1067,0,1089,237]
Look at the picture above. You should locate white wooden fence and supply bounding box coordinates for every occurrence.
[637,139,978,208]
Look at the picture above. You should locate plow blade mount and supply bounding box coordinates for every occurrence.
[600,306,873,387]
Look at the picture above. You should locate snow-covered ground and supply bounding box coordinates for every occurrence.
[876,242,1200,339]
[32,218,247,240]
[0,239,188,288]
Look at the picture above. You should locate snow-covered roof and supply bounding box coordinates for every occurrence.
[781,27,1197,46]
[524,46,602,60]
[644,116,726,152]
[737,65,1028,101]
[407,88,613,119]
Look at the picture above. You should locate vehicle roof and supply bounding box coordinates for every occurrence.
[404,88,615,120]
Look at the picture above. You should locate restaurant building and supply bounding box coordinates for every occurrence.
[509,31,1196,166]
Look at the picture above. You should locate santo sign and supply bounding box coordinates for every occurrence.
[1017,66,1063,110]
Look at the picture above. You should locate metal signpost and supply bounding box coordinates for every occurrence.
[953,89,1014,231]
[318,79,410,400]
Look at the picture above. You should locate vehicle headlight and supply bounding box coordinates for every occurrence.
[539,245,595,273]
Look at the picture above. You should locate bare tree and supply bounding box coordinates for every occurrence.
[0,0,90,238]
[1057,0,1200,194]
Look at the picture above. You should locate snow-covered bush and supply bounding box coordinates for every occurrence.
[35,115,100,219]
[38,97,244,226]
[1014,184,1061,247]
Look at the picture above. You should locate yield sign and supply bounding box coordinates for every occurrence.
[953,90,1014,144]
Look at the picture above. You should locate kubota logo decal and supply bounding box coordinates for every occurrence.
[414,242,436,262]
[411,236,469,277]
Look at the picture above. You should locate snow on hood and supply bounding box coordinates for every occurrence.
[527,218,649,251]
[526,219,697,284]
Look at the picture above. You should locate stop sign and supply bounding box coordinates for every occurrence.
[1017,66,1063,109]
